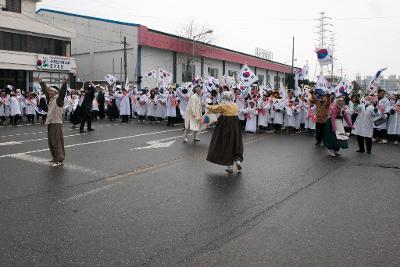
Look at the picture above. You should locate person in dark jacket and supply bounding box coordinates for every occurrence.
[97,89,105,119]
[79,83,96,133]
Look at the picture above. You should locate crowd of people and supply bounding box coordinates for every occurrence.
[1,79,400,161]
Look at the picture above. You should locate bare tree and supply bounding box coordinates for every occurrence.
[176,20,215,82]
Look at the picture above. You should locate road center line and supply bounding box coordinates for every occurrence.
[57,182,122,204]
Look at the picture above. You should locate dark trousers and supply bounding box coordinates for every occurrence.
[27,114,35,123]
[80,114,92,130]
[121,115,129,123]
[315,122,326,144]
[48,124,65,162]
[357,135,372,152]
[373,128,387,140]
[274,124,282,133]
[167,116,175,126]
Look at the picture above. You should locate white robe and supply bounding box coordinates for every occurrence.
[146,97,157,117]
[185,93,202,131]
[166,92,177,117]
[387,101,400,135]
[235,95,247,121]
[176,89,190,119]
[257,99,270,127]
[156,95,167,119]
[136,94,148,116]
[118,92,132,116]
[375,97,390,130]
[0,96,9,117]
[273,99,285,125]
[243,107,258,133]
[25,98,36,115]
[352,104,379,138]
[9,97,21,116]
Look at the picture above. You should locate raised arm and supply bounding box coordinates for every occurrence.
[56,77,68,107]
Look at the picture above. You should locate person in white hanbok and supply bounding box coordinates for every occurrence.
[272,94,285,134]
[136,90,148,123]
[352,96,380,154]
[373,89,390,143]
[234,89,247,129]
[0,89,8,125]
[147,89,157,123]
[117,88,133,123]
[166,88,178,126]
[257,95,270,130]
[25,93,37,123]
[9,92,21,125]
[387,97,400,144]
[183,85,203,142]
[243,100,258,133]
[176,87,190,120]
[156,91,167,122]
[16,89,26,121]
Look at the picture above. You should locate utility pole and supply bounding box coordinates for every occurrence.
[123,36,127,85]
[291,36,295,75]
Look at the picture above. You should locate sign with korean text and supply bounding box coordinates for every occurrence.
[37,55,71,71]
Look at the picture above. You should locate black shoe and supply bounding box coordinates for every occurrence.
[80,130,87,133]
[356,150,365,153]
[315,142,321,146]
[88,128,95,132]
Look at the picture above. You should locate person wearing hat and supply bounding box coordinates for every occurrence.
[310,88,332,146]
[38,77,68,166]
[205,91,244,174]
[323,96,353,157]
[183,85,202,142]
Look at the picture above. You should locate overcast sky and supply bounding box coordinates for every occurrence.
[37,0,400,80]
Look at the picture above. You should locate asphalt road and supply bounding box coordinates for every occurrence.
[0,120,400,266]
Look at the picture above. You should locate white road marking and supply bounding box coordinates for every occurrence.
[134,140,176,150]
[57,182,122,203]
[0,141,23,146]
[129,131,208,151]
[0,129,181,159]
[7,154,101,176]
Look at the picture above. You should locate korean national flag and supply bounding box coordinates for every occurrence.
[238,64,258,87]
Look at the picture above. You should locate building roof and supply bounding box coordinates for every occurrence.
[0,10,73,39]
[37,8,141,27]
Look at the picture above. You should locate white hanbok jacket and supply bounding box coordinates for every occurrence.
[156,94,167,119]
[352,103,379,138]
[273,99,285,125]
[136,94,148,116]
[387,100,400,135]
[146,96,157,117]
[243,107,258,133]
[235,95,247,121]
[0,96,9,117]
[25,98,37,115]
[118,91,132,116]
[166,92,177,117]
[176,89,190,119]
[9,97,21,116]
[185,93,202,131]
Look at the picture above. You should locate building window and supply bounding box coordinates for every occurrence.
[0,31,68,56]
[208,67,219,78]
[182,64,195,82]
[6,0,21,13]
[228,70,237,77]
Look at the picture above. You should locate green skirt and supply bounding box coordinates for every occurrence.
[323,118,349,150]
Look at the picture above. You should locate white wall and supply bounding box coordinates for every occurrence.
[38,11,138,82]
[141,46,174,88]
[21,0,37,16]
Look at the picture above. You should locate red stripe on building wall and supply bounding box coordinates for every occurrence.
[138,26,293,74]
